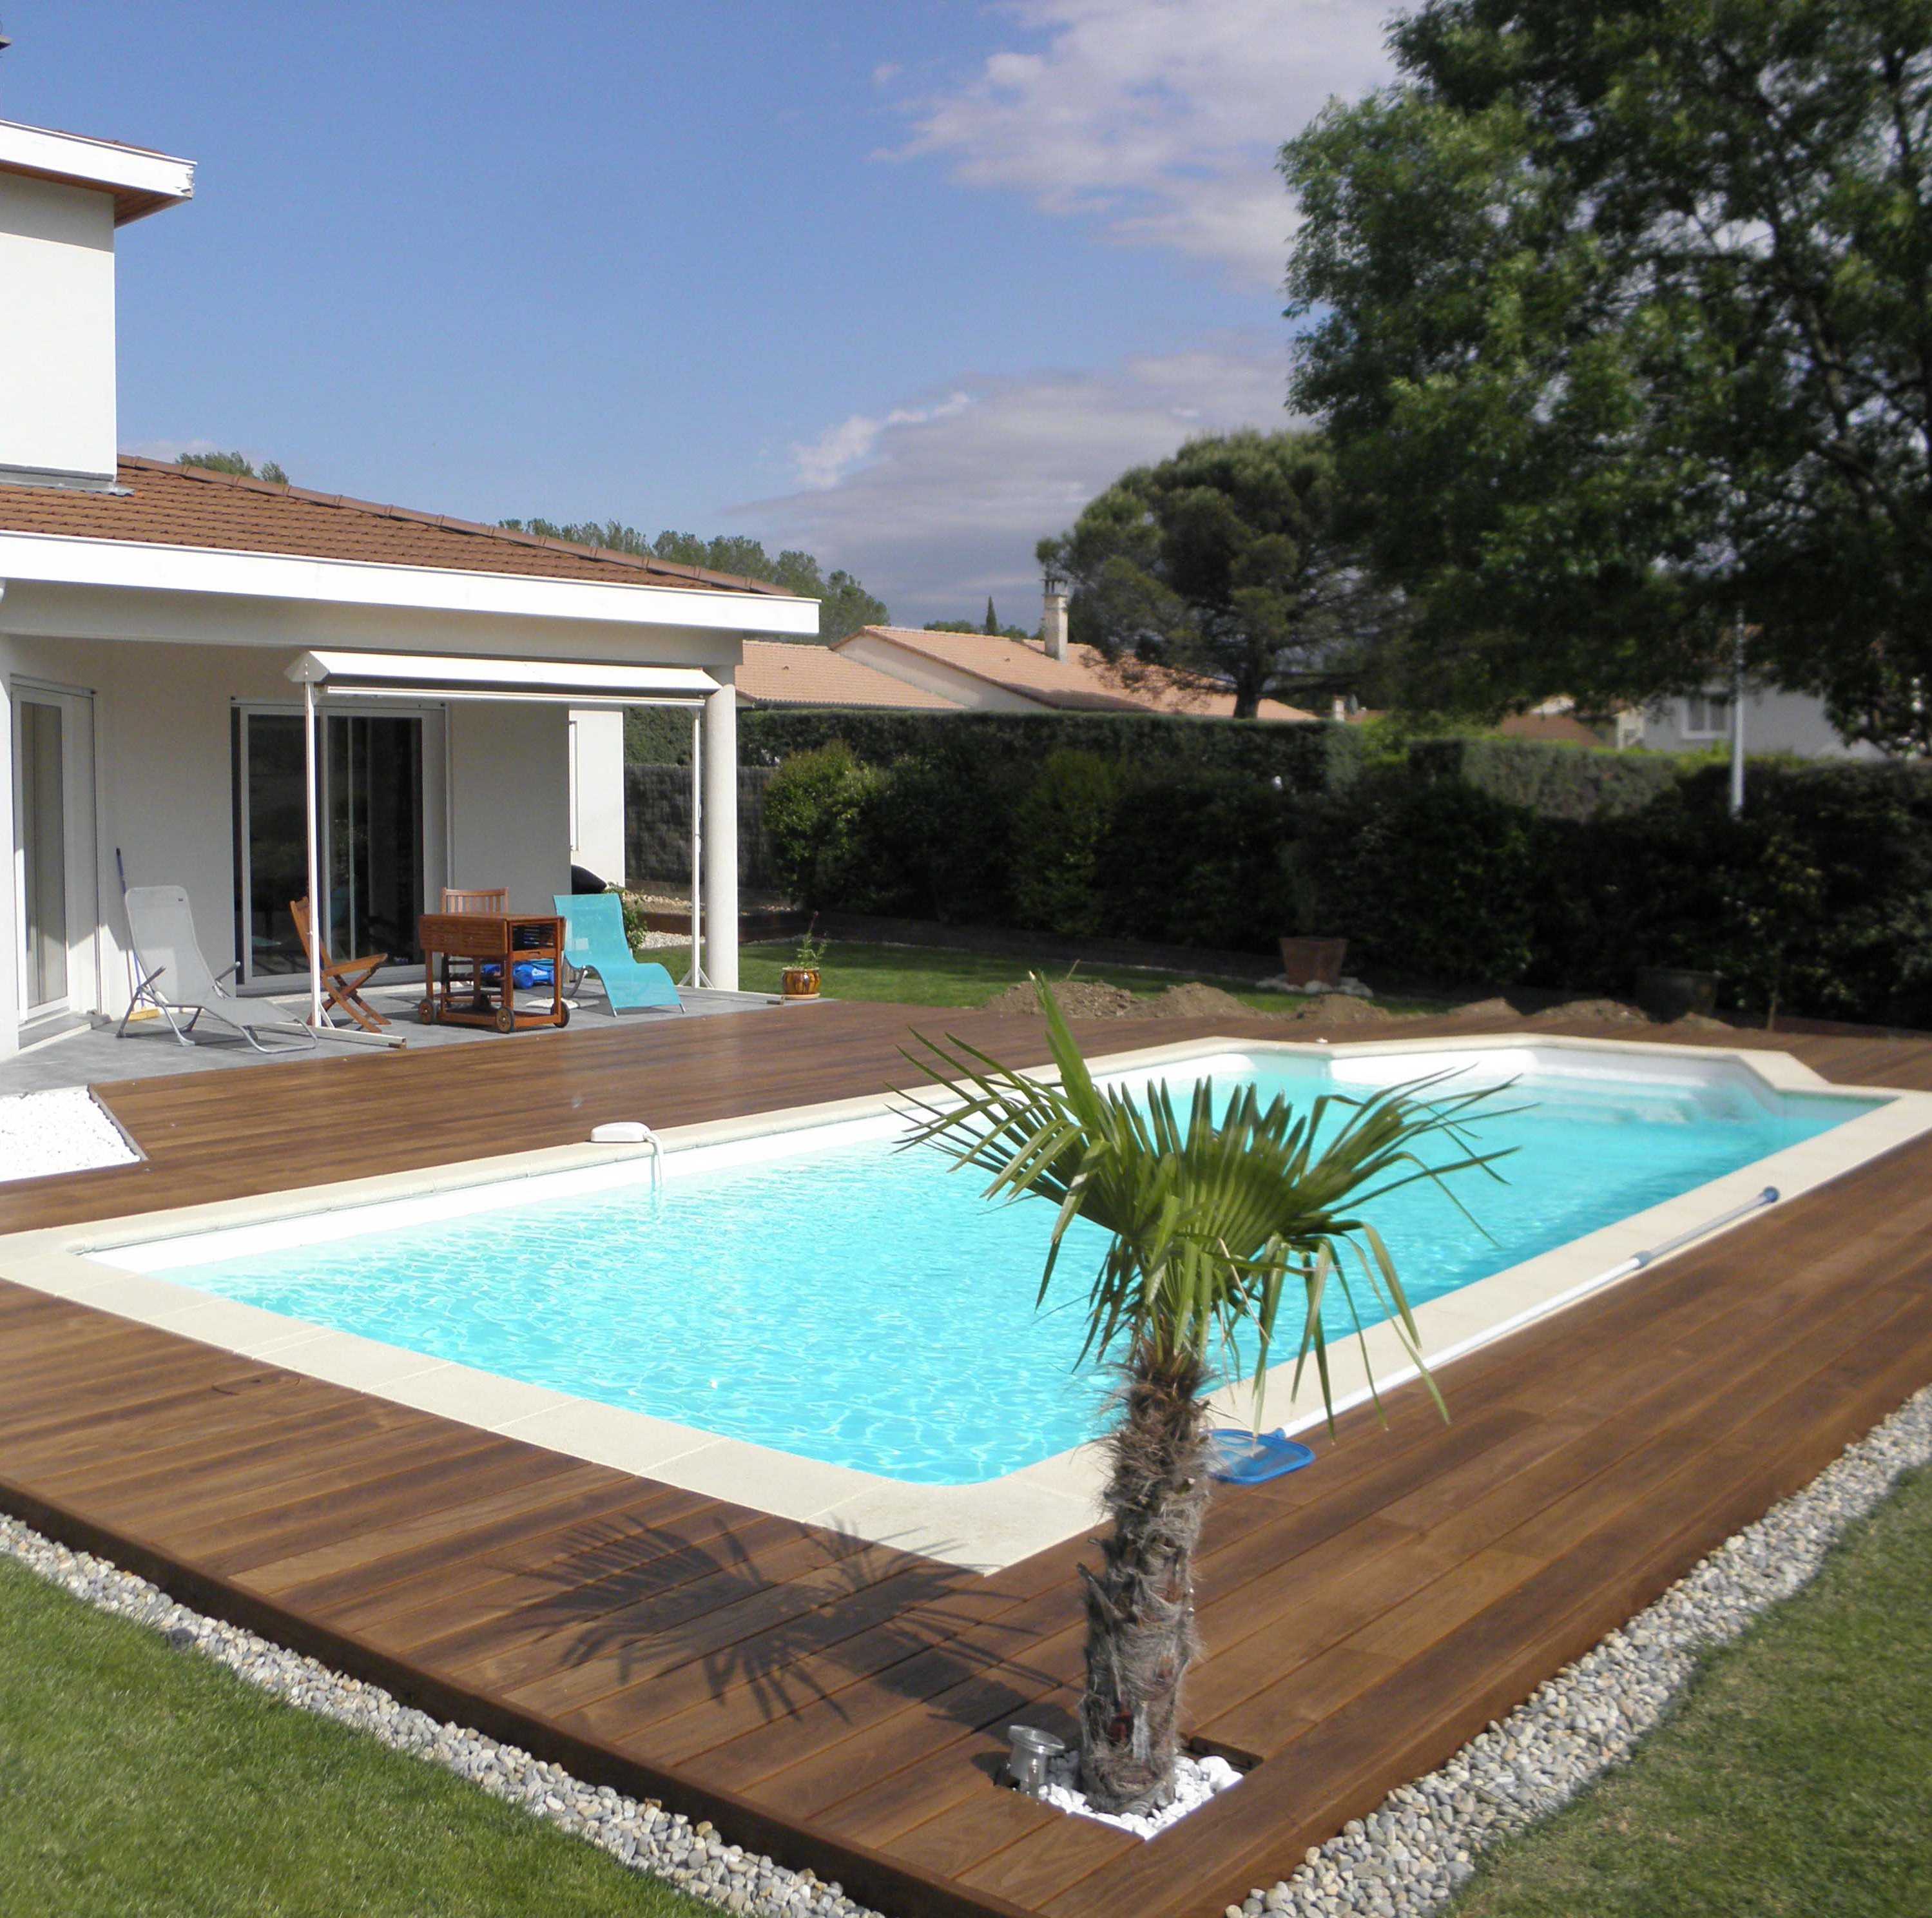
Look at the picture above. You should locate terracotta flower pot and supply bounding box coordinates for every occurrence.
[1278,936,1348,989]
[781,966,821,1001]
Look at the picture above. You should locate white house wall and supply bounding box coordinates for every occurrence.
[567,707,627,887]
[447,701,571,911]
[1640,687,1886,760]
[0,174,118,485]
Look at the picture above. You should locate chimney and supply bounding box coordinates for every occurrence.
[1041,566,1070,662]
[0,115,195,489]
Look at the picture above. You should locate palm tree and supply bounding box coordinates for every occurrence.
[902,981,1507,1816]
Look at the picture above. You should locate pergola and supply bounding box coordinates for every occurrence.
[285,649,733,1036]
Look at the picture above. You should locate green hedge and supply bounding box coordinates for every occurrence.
[753,734,1932,1025]
[1404,736,1686,819]
[632,704,1364,793]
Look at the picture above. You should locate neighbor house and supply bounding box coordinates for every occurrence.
[0,115,815,1060]
[836,583,1317,721]
[1637,686,1886,759]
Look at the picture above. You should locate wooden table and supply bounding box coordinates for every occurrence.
[416,912,568,1032]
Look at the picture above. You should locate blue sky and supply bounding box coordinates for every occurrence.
[4,1,1396,623]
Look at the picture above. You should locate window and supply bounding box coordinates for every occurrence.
[1682,693,1732,739]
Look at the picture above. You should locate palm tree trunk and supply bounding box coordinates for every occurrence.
[1077,1348,1213,1814]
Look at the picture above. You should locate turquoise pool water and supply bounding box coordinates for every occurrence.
[144,1052,1872,1484]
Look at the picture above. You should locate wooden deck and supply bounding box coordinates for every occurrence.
[3,1003,1931,1918]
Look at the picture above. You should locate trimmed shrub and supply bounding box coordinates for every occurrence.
[1406,736,1683,819]
[1012,751,1121,937]
[1095,770,1295,952]
[1306,777,1543,987]
[762,744,879,909]
[658,706,1366,791]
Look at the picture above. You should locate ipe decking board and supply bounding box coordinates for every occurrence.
[1,1005,1930,1918]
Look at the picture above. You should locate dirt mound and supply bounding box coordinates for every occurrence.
[1123,982,1262,1021]
[982,978,1142,1020]
[1530,997,1652,1026]
[1283,991,1396,1027]
[1446,996,1519,1021]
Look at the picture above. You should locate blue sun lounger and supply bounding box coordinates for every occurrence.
[553,893,683,1016]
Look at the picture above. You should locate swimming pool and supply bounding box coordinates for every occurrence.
[95,1043,1880,1486]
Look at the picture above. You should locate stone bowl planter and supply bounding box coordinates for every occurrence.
[1279,936,1348,990]
[780,966,821,1002]
[1634,964,1719,1022]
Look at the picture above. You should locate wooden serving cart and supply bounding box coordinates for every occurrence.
[417,912,569,1032]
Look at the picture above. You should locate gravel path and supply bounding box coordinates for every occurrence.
[0,1087,139,1183]
[0,1382,1925,1918]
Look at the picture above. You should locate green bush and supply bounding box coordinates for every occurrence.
[761,744,880,909]
[1308,777,1543,986]
[1406,736,1683,819]
[1095,770,1295,952]
[721,706,1362,791]
[1012,751,1121,937]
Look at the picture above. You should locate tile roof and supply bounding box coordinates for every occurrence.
[0,456,791,596]
[736,640,961,710]
[843,626,1317,721]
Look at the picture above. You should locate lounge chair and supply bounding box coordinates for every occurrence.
[290,898,392,1034]
[553,893,682,1016]
[119,885,316,1052]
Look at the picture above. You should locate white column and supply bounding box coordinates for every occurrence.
[701,673,738,992]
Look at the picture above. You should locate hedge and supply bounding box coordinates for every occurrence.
[748,739,1932,1027]
[1403,736,1686,820]
[630,704,1365,793]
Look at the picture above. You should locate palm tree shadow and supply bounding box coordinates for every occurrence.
[494,1506,1076,1734]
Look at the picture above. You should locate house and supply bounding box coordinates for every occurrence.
[0,115,815,1060]
[1637,686,1885,760]
[836,585,1317,721]
[734,639,961,712]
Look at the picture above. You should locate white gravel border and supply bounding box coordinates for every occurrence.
[0,1381,1926,1918]
[0,1087,139,1183]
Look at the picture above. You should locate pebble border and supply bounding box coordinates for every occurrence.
[0,1511,884,1918]
[2,1381,1926,1918]
[1228,1380,1932,1918]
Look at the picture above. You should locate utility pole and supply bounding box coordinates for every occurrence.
[1728,615,1747,818]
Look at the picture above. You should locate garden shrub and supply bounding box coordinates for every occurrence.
[1012,751,1121,937]
[1094,770,1294,952]
[762,743,880,909]
[842,740,1016,924]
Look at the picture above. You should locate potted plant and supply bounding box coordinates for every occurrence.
[1278,842,1347,988]
[780,918,826,1001]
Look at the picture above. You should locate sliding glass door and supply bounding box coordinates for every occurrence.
[235,704,443,983]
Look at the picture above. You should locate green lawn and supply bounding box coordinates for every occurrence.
[1450,1462,1932,1917]
[0,1555,702,1918]
[659,936,1450,1016]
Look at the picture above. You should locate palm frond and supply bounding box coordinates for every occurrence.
[900,976,1513,1428]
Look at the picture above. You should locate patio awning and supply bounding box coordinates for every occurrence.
[284,649,724,1036]
[285,649,720,706]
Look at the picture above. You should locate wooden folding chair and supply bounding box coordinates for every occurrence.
[291,897,392,1032]
[440,887,508,1005]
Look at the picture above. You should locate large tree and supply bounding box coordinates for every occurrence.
[1282,0,1932,750]
[497,517,887,644]
[1038,431,1404,719]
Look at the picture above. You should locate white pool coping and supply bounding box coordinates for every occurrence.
[4,1032,1929,1573]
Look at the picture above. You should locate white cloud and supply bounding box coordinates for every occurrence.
[887,0,1396,286]
[737,334,1295,622]
[791,392,973,491]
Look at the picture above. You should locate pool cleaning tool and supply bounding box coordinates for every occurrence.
[1206,1428,1316,1485]
[1006,1725,1065,1797]
[590,1121,662,1193]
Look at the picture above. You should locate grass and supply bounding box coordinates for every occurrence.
[0,1554,702,1918]
[654,936,1453,1016]
[1449,1461,1932,1917]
